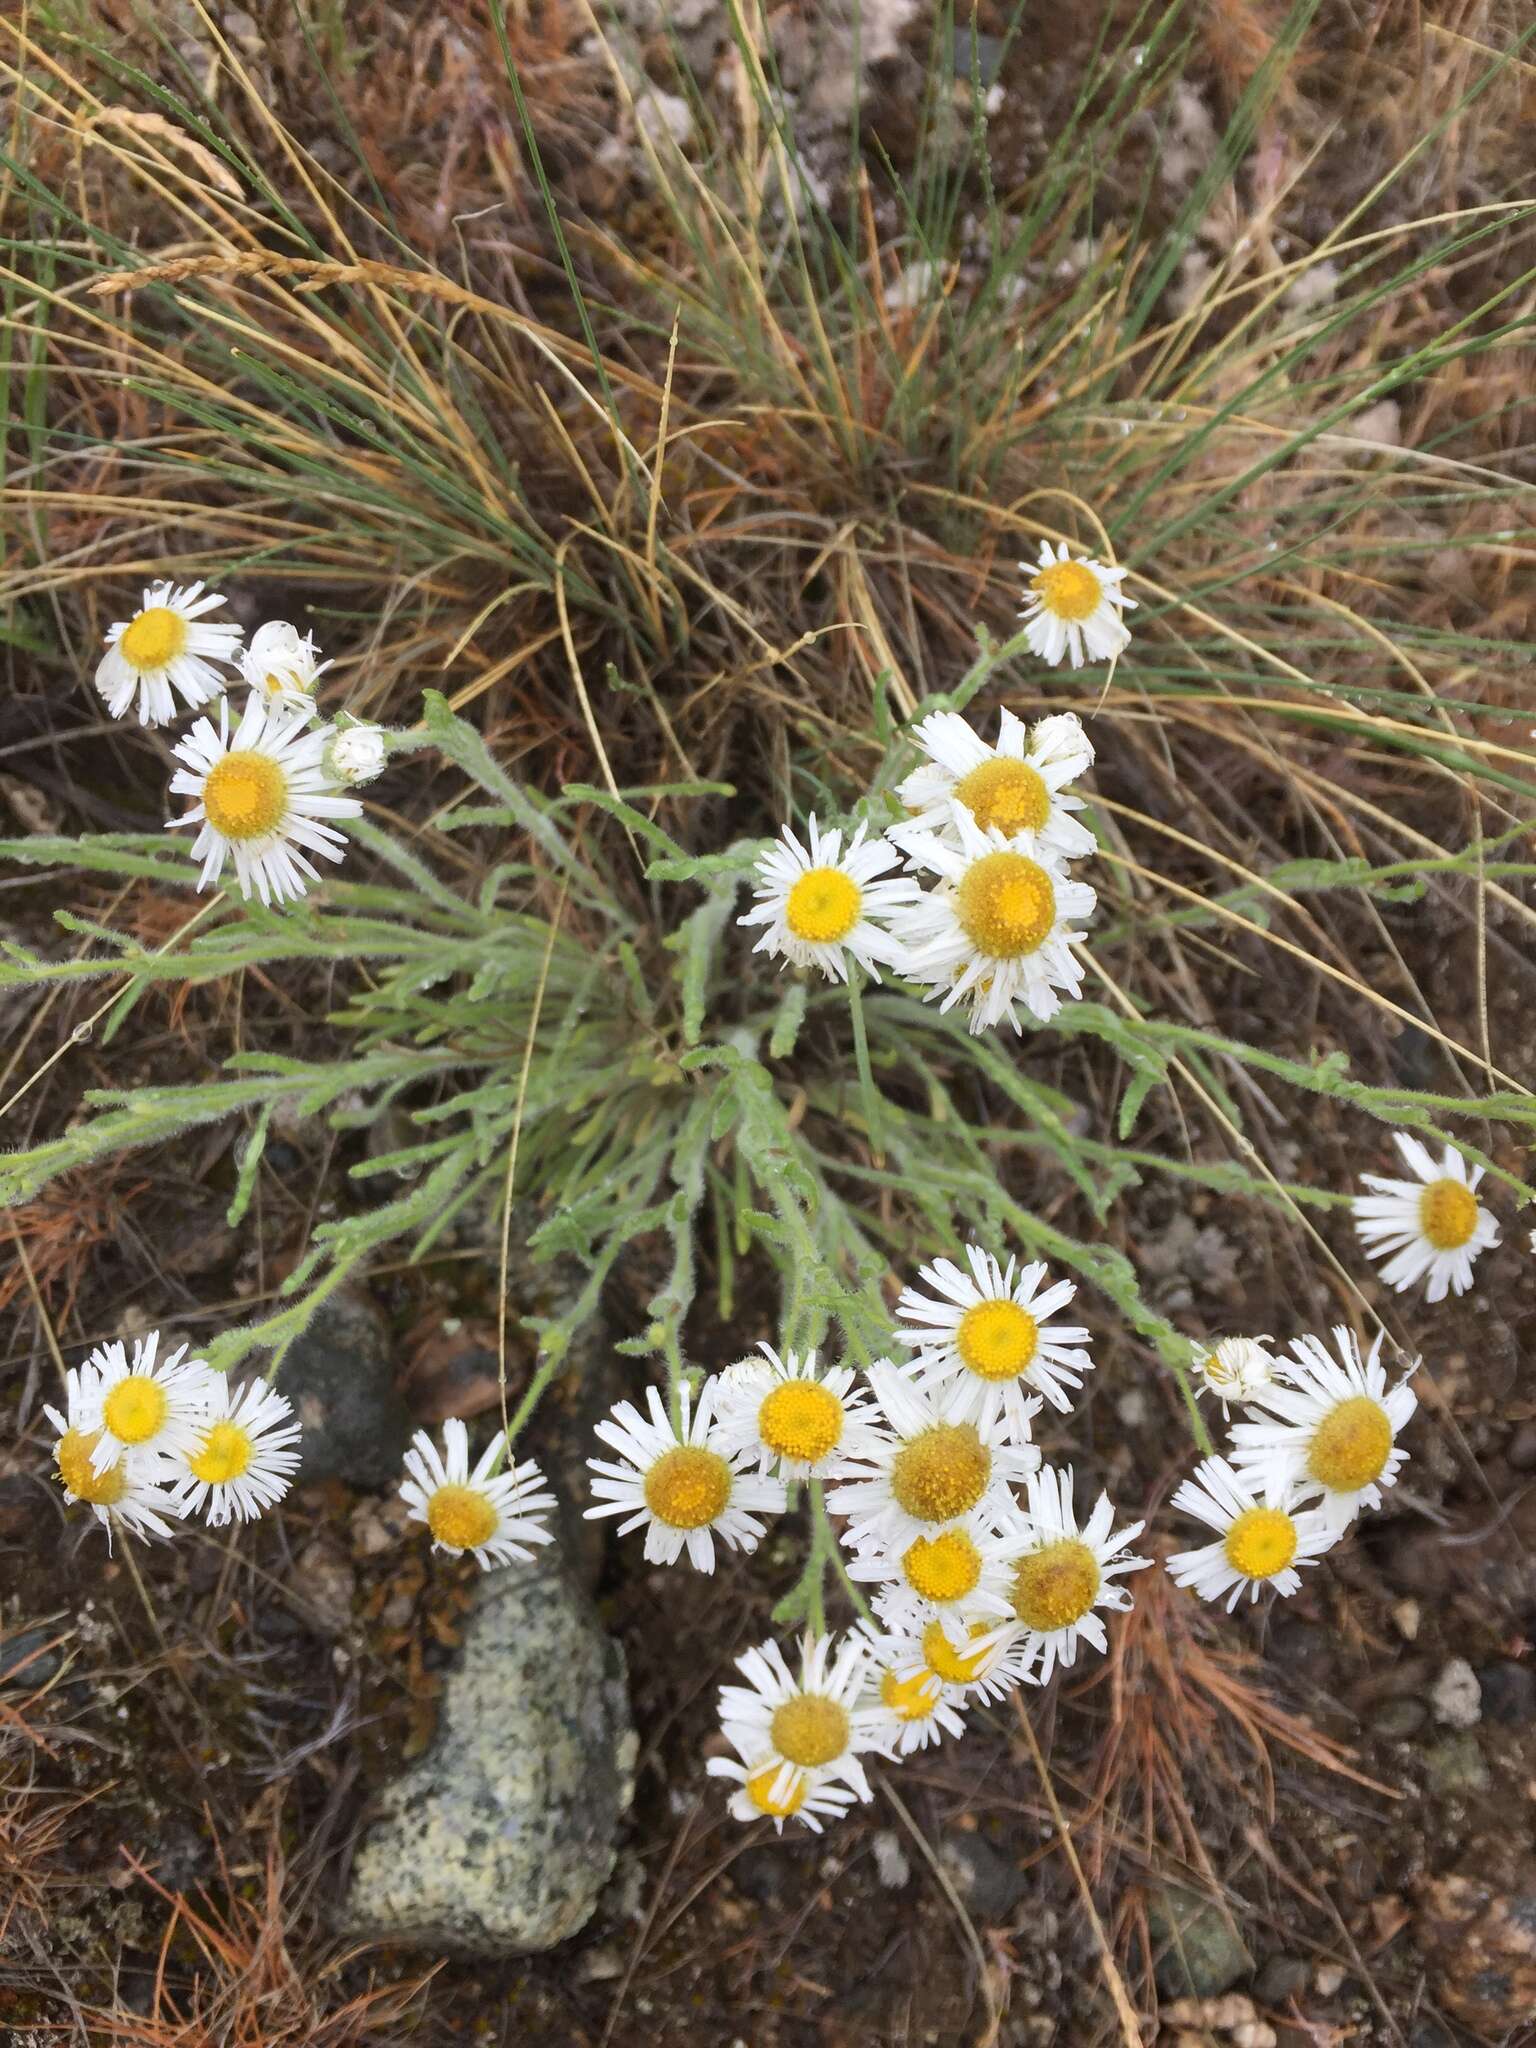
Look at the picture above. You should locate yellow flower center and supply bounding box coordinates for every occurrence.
[101,1375,169,1446]
[56,1428,127,1507]
[427,1483,500,1551]
[952,757,1051,837]
[922,1619,994,1686]
[1201,1348,1235,1388]
[769,1693,850,1768]
[643,1444,732,1529]
[1011,1539,1101,1632]
[1418,1177,1479,1252]
[784,866,861,945]
[1031,559,1103,622]
[757,1380,843,1466]
[746,1763,805,1818]
[901,1528,982,1604]
[189,1420,255,1486]
[889,1422,991,1525]
[955,851,1056,960]
[1306,1396,1393,1493]
[202,752,288,842]
[955,1300,1039,1382]
[119,605,189,672]
[1222,1505,1298,1580]
[880,1667,939,1721]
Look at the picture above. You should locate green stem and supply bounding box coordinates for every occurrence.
[846,966,883,1169]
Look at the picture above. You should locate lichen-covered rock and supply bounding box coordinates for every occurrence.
[337,1558,634,1955]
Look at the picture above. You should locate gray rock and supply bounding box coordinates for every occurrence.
[338,1557,634,1955]
[1479,1659,1536,1724]
[939,1832,1027,1922]
[1149,1886,1252,1999]
[1423,1732,1491,1799]
[1254,1954,1309,2005]
[276,1287,410,1488]
[1372,1697,1428,1741]
[0,1622,65,1690]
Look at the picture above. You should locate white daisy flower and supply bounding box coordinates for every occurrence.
[399,1418,557,1570]
[892,707,1097,861]
[714,1633,879,1813]
[1167,1458,1341,1613]
[849,1511,1021,1638]
[325,722,388,787]
[824,1359,1038,1555]
[95,580,243,726]
[584,1381,786,1572]
[172,1377,303,1526]
[989,1464,1150,1682]
[739,814,919,984]
[856,1626,970,1756]
[78,1328,219,1475]
[705,1752,859,1833]
[711,1344,881,1481]
[1018,539,1135,668]
[891,813,1095,1033]
[44,1365,188,1547]
[1193,1335,1277,1416]
[892,1616,1040,1706]
[1352,1132,1500,1303]
[239,619,330,714]
[168,694,363,906]
[1228,1325,1417,1533]
[895,1244,1090,1432]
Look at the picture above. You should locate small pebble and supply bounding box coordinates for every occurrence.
[0,1624,66,1691]
[1313,1962,1346,1997]
[1373,1696,1427,1741]
[1390,1598,1421,1641]
[871,1829,911,1889]
[1423,1731,1491,1798]
[1254,1954,1309,2005]
[576,1944,624,1984]
[1479,1659,1536,1724]
[1164,1993,1262,2028]
[1431,1657,1482,1730]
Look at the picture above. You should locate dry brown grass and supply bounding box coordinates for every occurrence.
[77,1832,431,2048]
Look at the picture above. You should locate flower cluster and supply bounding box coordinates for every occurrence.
[1161,1122,1499,1604]
[584,1247,1156,1830]
[741,542,1129,1035]
[745,702,1100,1036]
[95,584,389,906]
[1172,1325,1419,1609]
[45,1331,302,1545]
[45,1330,559,1578]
